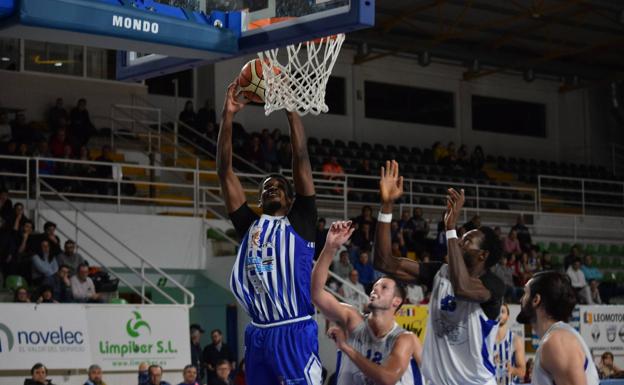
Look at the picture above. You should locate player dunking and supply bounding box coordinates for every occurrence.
[217,83,321,385]
[311,220,424,385]
[373,161,505,385]
[493,303,525,385]
[516,271,599,385]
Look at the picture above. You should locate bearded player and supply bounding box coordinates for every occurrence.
[312,220,423,385]
[373,160,505,385]
[217,82,321,385]
[516,271,599,385]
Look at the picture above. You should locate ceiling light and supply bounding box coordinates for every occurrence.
[0,57,10,62]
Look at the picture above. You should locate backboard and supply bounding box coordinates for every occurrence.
[117,0,374,80]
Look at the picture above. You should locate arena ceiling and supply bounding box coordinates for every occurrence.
[349,0,624,91]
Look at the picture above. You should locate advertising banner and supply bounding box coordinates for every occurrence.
[87,305,190,371]
[0,304,91,370]
[0,304,190,371]
[579,305,624,367]
[395,305,429,344]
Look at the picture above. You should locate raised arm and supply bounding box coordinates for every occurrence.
[328,327,414,385]
[445,188,491,301]
[286,112,314,196]
[217,83,248,213]
[373,161,419,282]
[311,221,361,329]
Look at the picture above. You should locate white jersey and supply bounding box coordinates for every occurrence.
[493,328,517,385]
[532,321,600,385]
[422,265,500,385]
[336,316,424,385]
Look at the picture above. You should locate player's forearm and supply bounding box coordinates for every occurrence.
[340,345,400,385]
[374,203,419,282]
[216,113,234,176]
[311,244,338,299]
[447,238,469,289]
[287,112,314,195]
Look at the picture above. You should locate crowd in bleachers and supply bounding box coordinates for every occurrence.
[0,190,118,303]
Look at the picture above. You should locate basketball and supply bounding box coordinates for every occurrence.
[238,59,266,104]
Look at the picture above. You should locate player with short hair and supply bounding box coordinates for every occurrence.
[373,161,505,385]
[217,83,320,385]
[516,271,599,385]
[312,221,423,385]
[492,303,525,385]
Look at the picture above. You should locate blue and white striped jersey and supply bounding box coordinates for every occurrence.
[228,198,317,324]
[493,328,517,385]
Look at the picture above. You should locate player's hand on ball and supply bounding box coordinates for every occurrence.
[325,221,354,249]
[327,326,348,350]
[444,188,465,230]
[223,81,248,116]
[380,160,404,204]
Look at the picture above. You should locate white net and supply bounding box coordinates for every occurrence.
[258,33,346,116]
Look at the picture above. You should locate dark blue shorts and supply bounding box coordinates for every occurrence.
[245,317,322,385]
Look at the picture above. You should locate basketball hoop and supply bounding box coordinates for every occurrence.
[258,33,346,116]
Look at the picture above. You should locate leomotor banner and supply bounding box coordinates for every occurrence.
[579,305,624,366]
[0,304,91,370]
[0,304,190,371]
[87,305,190,371]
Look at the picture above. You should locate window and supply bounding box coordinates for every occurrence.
[145,69,194,98]
[24,40,83,77]
[87,48,116,79]
[325,76,346,115]
[0,38,19,71]
[472,95,546,137]
[364,81,455,127]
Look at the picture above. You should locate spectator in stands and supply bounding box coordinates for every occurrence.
[261,136,278,171]
[44,264,73,303]
[391,239,406,259]
[563,244,581,271]
[138,362,149,385]
[202,329,235,382]
[12,112,41,145]
[71,263,101,303]
[432,141,447,163]
[338,269,367,311]
[350,222,373,253]
[246,134,264,170]
[94,145,114,195]
[0,111,11,142]
[196,99,216,131]
[70,98,96,148]
[34,221,61,257]
[512,215,532,251]
[353,250,375,293]
[32,240,58,284]
[353,205,376,231]
[470,145,485,170]
[0,187,13,223]
[49,128,70,158]
[332,250,353,279]
[581,255,603,281]
[14,286,31,303]
[589,280,602,304]
[598,352,622,379]
[56,240,86,274]
[84,364,107,385]
[179,101,197,134]
[209,360,233,385]
[189,324,204,382]
[540,251,553,270]
[25,363,54,385]
[457,144,469,165]
[446,141,457,163]
[314,218,328,260]
[11,202,28,231]
[567,257,593,304]
[15,219,36,257]
[405,283,424,304]
[277,136,292,169]
[178,365,199,385]
[463,214,480,232]
[409,207,429,255]
[233,359,245,385]
[48,98,69,132]
[355,159,376,189]
[145,365,171,385]
[503,229,522,255]
[491,255,519,302]
[322,156,345,194]
[36,285,56,304]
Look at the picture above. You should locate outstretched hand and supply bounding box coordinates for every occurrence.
[380,160,404,204]
[327,325,348,350]
[444,188,465,230]
[325,221,354,250]
[222,81,248,116]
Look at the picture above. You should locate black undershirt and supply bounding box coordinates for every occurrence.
[478,271,505,320]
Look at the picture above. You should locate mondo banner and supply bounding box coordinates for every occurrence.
[0,304,91,370]
[0,304,190,371]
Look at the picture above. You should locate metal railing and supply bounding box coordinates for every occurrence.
[538,174,624,215]
[36,178,195,307]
